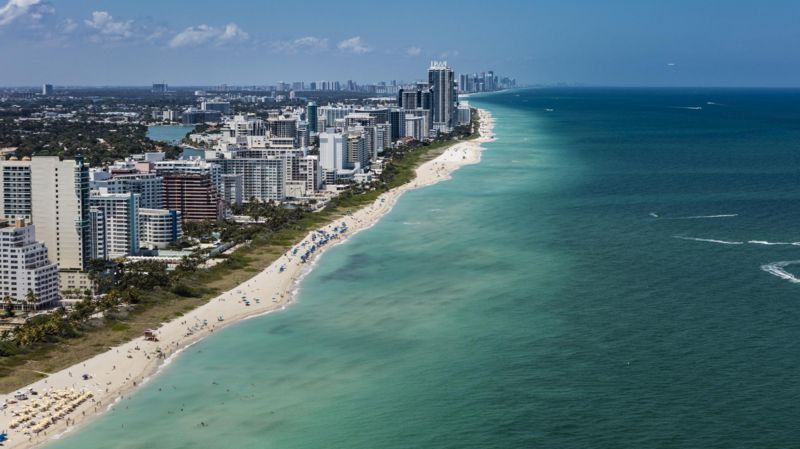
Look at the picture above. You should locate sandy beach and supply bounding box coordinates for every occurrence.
[0,108,495,449]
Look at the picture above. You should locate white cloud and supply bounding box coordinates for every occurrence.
[218,23,248,43]
[0,0,51,26]
[405,46,421,57]
[169,23,249,48]
[62,17,76,32]
[337,36,370,54]
[84,11,132,39]
[271,36,328,54]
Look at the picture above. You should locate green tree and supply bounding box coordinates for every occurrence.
[3,295,14,317]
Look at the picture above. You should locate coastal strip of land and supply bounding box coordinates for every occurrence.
[0,109,494,449]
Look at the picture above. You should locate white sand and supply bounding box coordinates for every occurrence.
[0,109,495,448]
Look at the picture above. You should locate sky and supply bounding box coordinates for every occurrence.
[0,0,799,87]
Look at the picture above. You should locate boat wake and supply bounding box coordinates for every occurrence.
[656,214,738,220]
[761,260,800,283]
[674,236,743,245]
[748,240,800,246]
[676,236,800,247]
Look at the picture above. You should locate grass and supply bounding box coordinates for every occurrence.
[0,119,481,393]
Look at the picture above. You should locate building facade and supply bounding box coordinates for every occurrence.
[139,209,182,249]
[89,193,140,259]
[0,219,60,310]
[0,158,32,220]
[163,173,222,222]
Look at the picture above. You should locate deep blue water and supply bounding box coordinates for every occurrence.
[49,88,800,448]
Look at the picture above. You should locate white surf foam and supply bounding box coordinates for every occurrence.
[674,236,744,245]
[761,260,800,283]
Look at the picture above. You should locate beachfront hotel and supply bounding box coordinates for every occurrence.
[0,219,60,311]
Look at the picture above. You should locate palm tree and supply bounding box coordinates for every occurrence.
[24,289,37,313]
[3,295,14,317]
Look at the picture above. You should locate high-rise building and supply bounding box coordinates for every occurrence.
[182,108,222,124]
[404,115,426,141]
[30,156,92,293]
[154,159,222,192]
[389,109,406,141]
[0,219,60,311]
[268,115,298,138]
[428,61,457,132]
[319,130,346,173]
[163,173,223,222]
[92,173,164,209]
[220,174,243,206]
[139,209,182,249]
[307,102,318,134]
[89,193,140,259]
[346,131,369,169]
[31,156,91,272]
[268,115,298,148]
[215,157,286,203]
[42,84,54,96]
[457,102,472,126]
[151,83,168,93]
[201,101,231,115]
[0,158,33,220]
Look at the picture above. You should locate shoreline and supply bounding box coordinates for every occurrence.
[0,109,495,449]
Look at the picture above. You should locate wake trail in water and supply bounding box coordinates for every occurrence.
[674,236,744,245]
[761,260,800,283]
[654,214,738,220]
[747,240,800,246]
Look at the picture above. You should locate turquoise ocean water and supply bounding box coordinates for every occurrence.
[50,89,800,448]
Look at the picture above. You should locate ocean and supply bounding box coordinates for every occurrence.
[49,88,800,448]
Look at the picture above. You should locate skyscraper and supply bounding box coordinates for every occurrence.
[427,61,457,132]
[30,156,92,292]
[307,102,318,134]
[42,84,53,96]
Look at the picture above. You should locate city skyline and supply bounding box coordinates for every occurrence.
[1,0,799,87]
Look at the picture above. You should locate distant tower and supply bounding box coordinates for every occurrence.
[42,84,53,96]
